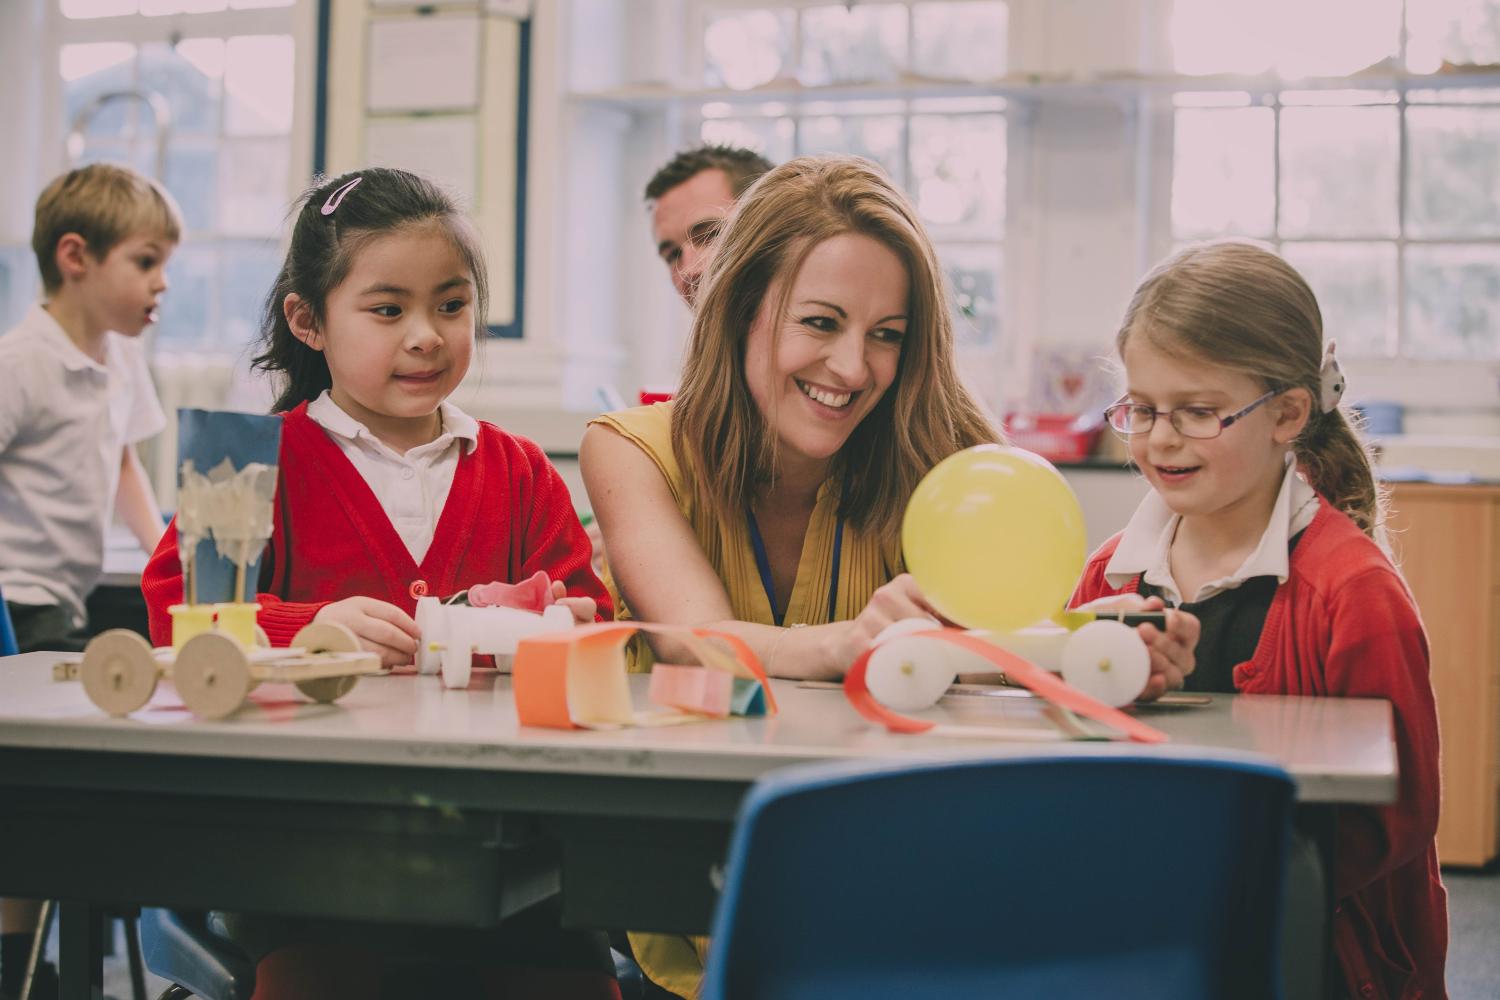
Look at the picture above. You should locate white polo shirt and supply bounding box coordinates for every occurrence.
[0,303,166,624]
[1102,455,1319,606]
[306,391,478,563]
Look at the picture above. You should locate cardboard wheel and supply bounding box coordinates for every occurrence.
[79,630,158,716]
[174,632,252,719]
[290,622,360,654]
[295,675,360,703]
[290,623,364,703]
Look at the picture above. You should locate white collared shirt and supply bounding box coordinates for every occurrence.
[0,303,166,624]
[306,391,478,563]
[1102,455,1319,606]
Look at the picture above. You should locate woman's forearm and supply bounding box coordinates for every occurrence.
[647,618,852,682]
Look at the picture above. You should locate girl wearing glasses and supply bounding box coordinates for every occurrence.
[1072,241,1445,999]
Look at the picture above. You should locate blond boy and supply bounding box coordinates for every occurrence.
[0,163,179,999]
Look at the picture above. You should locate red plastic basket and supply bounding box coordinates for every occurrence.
[1002,413,1103,464]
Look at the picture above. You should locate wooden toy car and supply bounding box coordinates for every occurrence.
[54,622,381,720]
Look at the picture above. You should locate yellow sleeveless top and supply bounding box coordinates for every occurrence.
[588,402,901,997]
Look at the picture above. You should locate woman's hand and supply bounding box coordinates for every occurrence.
[313,596,420,669]
[1076,594,1199,700]
[550,580,597,625]
[825,573,942,674]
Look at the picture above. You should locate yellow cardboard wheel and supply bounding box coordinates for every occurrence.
[291,622,363,703]
[173,632,252,719]
[79,630,158,716]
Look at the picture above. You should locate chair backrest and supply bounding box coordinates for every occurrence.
[701,751,1296,1000]
[0,585,17,657]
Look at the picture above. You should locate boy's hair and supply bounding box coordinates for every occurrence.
[644,144,774,202]
[252,168,489,413]
[32,163,183,293]
[672,154,1000,540]
[1117,240,1382,536]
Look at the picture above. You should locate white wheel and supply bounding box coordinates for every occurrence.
[440,617,473,689]
[414,597,443,675]
[1060,620,1150,708]
[173,632,253,719]
[79,630,158,717]
[865,634,956,712]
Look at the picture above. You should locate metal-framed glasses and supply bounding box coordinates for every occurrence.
[1102,390,1279,440]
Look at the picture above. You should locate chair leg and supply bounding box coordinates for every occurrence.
[18,899,55,1000]
[123,911,148,1000]
[155,985,194,1000]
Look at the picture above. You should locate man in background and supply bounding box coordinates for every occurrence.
[645,144,772,306]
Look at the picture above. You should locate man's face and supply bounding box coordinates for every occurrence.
[650,167,737,306]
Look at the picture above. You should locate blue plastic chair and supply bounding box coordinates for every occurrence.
[140,910,255,1000]
[701,752,1296,1000]
[1,584,18,656]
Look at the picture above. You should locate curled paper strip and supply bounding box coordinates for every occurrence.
[844,625,1166,744]
[513,622,777,729]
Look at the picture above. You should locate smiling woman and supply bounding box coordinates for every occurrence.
[579,150,1000,1000]
[583,156,998,680]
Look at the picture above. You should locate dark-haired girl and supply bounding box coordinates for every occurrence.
[142,167,616,998]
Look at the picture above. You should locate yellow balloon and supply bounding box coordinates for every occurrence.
[902,444,1087,633]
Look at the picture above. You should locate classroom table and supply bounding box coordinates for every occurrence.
[0,652,1394,999]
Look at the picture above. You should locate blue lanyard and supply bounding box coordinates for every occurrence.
[746,494,845,627]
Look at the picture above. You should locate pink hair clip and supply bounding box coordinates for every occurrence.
[320,176,363,216]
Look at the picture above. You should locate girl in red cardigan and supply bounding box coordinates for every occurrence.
[141,168,618,1000]
[1072,241,1446,999]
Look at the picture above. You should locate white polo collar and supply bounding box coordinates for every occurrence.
[21,303,108,374]
[1103,454,1318,603]
[307,390,479,456]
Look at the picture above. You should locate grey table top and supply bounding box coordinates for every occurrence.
[0,650,1396,804]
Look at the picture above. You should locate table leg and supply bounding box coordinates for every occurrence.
[1281,807,1336,1000]
[57,902,103,1000]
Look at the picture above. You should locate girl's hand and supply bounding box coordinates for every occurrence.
[550,580,597,625]
[313,596,420,669]
[1076,594,1199,700]
[827,573,941,673]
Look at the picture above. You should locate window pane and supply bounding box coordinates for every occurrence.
[141,0,228,14]
[1407,106,1500,238]
[799,3,907,86]
[1407,0,1500,72]
[797,114,906,187]
[229,0,294,8]
[219,241,281,347]
[1408,87,1500,103]
[1170,0,1275,75]
[140,39,222,136]
[1406,245,1500,359]
[1171,107,1274,238]
[60,0,138,19]
[61,43,137,139]
[1281,242,1397,357]
[224,35,293,135]
[154,243,215,349]
[941,243,1002,350]
[912,1,1007,81]
[1171,0,1399,76]
[1272,0,1400,77]
[704,9,794,90]
[1279,107,1398,238]
[910,114,1005,238]
[700,117,795,164]
[217,138,288,235]
[164,141,217,233]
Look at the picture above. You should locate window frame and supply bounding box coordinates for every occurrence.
[43,0,316,357]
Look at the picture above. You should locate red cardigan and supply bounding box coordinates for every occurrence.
[143,403,611,647]
[1072,499,1447,1000]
